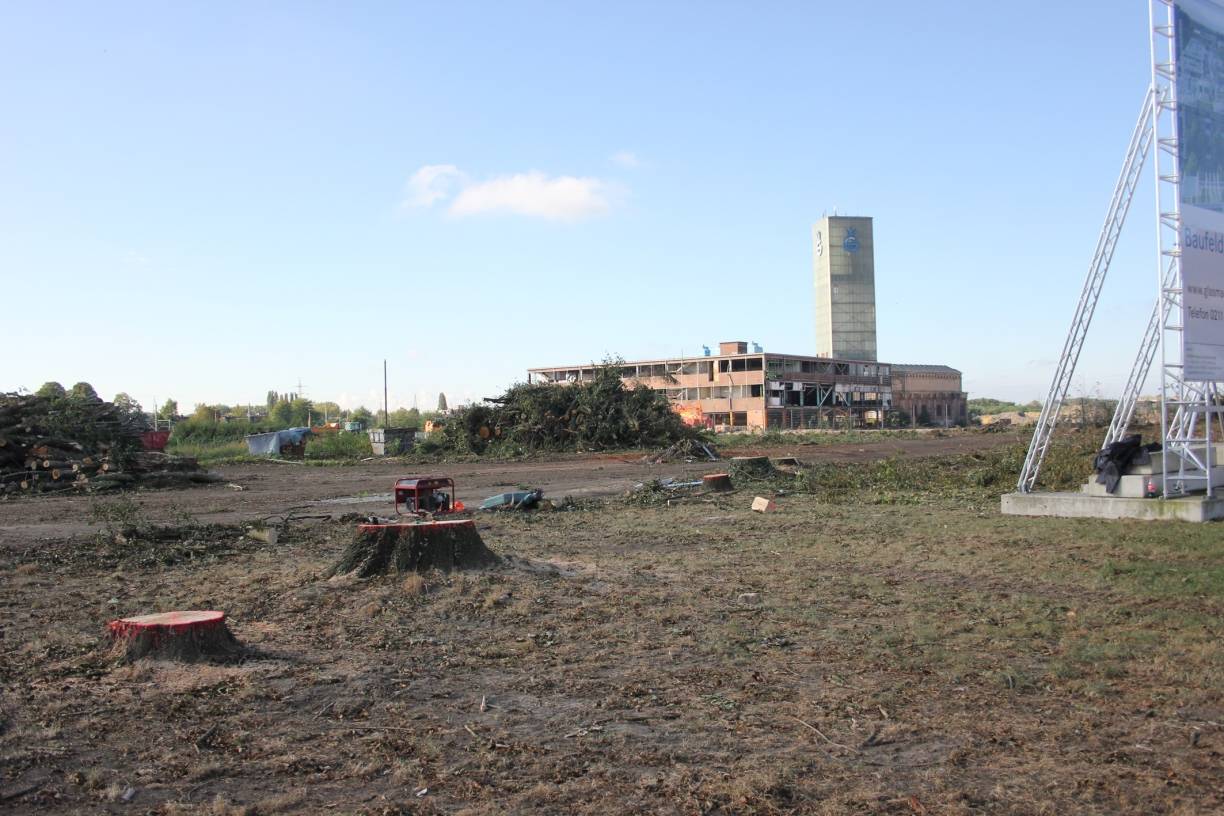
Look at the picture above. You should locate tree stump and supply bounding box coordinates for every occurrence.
[702,472,734,492]
[107,610,241,662]
[729,456,776,479]
[329,519,501,579]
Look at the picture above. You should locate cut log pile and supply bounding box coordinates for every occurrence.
[0,392,212,495]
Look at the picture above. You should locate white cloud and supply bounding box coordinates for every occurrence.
[405,164,463,207]
[449,171,610,221]
[402,165,615,221]
[610,150,640,168]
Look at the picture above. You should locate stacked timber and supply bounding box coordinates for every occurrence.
[0,392,209,495]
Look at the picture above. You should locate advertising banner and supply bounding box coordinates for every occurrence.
[1177,0,1224,380]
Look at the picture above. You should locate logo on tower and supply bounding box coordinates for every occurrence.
[843,228,860,253]
[814,230,824,257]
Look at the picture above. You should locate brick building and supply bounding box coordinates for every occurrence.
[890,364,967,427]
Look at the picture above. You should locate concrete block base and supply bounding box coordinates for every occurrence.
[1001,492,1224,523]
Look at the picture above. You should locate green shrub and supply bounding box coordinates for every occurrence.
[164,439,251,464]
[305,431,373,460]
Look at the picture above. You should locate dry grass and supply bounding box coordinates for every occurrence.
[401,573,427,595]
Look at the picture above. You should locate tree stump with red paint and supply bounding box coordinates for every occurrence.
[329,519,500,579]
[107,610,242,662]
[702,473,734,492]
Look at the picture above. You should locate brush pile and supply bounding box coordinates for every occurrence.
[440,362,702,454]
[0,389,213,495]
[642,438,719,463]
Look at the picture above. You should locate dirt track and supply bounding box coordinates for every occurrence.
[0,431,1021,548]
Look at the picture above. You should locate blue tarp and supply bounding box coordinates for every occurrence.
[245,427,312,456]
[479,489,543,511]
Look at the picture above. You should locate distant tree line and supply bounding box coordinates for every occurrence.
[168,391,442,443]
[29,381,447,444]
[967,398,1042,419]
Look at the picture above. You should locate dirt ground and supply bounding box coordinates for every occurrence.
[2,430,1222,814]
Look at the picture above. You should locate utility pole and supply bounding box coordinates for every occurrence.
[383,360,389,429]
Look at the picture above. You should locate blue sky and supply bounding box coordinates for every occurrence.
[1,1,1165,411]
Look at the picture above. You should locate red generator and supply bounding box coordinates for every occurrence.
[394,476,465,516]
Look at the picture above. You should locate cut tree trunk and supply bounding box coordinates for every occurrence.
[330,519,501,578]
[702,472,734,492]
[107,610,242,662]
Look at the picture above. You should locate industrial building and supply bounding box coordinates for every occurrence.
[528,216,966,430]
[529,341,892,429]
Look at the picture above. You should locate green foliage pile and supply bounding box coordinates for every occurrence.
[439,364,698,455]
[787,429,1099,504]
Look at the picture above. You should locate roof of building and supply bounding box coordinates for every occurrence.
[528,350,887,372]
[891,364,962,375]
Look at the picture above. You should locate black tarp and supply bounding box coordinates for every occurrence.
[1093,434,1162,494]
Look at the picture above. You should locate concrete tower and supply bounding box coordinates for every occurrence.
[813,215,877,361]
